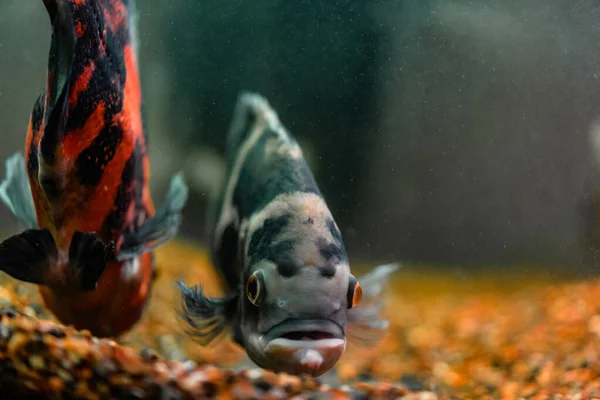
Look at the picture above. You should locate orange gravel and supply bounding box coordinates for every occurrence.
[0,239,599,399]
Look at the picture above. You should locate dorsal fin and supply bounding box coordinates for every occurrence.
[226,92,281,163]
[39,0,76,164]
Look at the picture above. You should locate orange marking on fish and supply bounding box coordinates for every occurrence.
[80,131,134,236]
[68,62,95,107]
[123,44,156,216]
[75,21,86,38]
[72,0,86,6]
[62,100,105,158]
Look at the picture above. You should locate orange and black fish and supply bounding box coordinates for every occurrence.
[0,0,188,337]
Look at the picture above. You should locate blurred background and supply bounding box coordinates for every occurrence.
[1,0,600,273]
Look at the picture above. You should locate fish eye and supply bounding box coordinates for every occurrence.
[245,270,265,306]
[347,274,363,309]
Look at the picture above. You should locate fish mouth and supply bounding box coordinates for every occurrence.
[260,319,346,377]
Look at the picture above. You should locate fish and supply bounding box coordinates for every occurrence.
[177,92,399,377]
[0,0,188,338]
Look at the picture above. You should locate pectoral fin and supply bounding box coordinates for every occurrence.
[347,263,401,346]
[0,153,38,229]
[176,279,239,346]
[117,172,189,260]
[0,229,57,285]
[68,231,115,291]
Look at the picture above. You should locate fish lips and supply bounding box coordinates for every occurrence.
[260,319,346,377]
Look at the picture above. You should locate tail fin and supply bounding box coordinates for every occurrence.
[39,0,76,164]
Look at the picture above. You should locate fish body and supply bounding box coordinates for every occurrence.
[178,93,398,377]
[0,0,188,337]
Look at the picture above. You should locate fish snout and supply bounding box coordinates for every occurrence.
[259,319,347,377]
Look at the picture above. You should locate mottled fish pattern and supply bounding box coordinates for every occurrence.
[0,0,188,337]
[178,93,398,377]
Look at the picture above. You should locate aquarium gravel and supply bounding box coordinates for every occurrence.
[0,240,599,399]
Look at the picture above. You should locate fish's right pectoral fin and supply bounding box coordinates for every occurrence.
[0,229,57,285]
[347,263,401,347]
[68,232,115,291]
[0,153,38,229]
[175,279,239,346]
[117,172,189,260]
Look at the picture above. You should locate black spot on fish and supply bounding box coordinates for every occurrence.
[233,127,322,217]
[76,123,123,186]
[304,217,314,225]
[31,93,45,134]
[247,214,294,267]
[27,143,39,181]
[319,265,336,278]
[277,261,298,278]
[40,175,60,200]
[317,236,346,264]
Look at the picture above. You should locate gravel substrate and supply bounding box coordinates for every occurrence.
[0,307,417,399]
[0,239,600,399]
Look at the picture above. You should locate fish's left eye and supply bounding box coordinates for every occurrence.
[347,274,362,309]
[245,270,265,306]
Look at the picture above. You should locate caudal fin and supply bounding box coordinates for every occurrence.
[0,153,38,229]
[117,172,189,260]
[0,229,57,285]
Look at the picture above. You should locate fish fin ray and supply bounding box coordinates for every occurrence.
[68,231,115,291]
[176,279,238,346]
[117,172,189,260]
[347,263,401,347]
[0,229,57,285]
[0,153,38,229]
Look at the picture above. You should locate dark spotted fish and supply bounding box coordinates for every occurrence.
[0,0,188,337]
[177,93,398,377]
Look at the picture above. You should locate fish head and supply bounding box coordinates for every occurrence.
[235,200,362,377]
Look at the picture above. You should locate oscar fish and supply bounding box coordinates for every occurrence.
[0,0,188,337]
[177,92,398,377]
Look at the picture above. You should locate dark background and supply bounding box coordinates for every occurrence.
[2,0,600,272]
